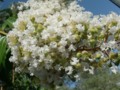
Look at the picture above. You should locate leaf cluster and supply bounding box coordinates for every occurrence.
[0,1,18,86]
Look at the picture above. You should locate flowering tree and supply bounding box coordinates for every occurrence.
[7,0,120,89]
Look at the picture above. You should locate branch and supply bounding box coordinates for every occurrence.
[77,46,109,57]
[77,47,100,51]
[104,27,109,43]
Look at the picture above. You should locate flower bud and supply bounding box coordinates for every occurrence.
[89,28,98,34]
[51,52,55,57]
[95,53,101,59]
[76,52,82,58]
[75,63,81,68]
[50,37,57,41]
[58,16,62,21]
[82,50,88,55]
[82,51,89,59]
[73,34,80,41]
[73,29,79,34]
[37,24,44,32]
[30,16,35,22]
[33,23,38,28]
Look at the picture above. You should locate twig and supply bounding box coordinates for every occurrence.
[77,47,100,51]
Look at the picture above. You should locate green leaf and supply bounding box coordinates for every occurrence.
[4,17,16,28]
[0,36,7,68]
[1,22,7,30]
[1,16,16,32]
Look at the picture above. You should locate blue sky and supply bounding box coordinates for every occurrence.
[0,0,120,15]
[80,0,120,15]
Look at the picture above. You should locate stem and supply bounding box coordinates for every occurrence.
[104,33,108,43]
[12,64,15,84]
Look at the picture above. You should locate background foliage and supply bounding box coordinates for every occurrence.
[0,0,17,87]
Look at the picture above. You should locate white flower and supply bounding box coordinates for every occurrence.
[70,57,79,65]
[58,46,65,52]
[15,67,22,73]
[89,66,94,74]
[76,24,85,32]
[9,56,18,63]
[17,3,24,10]
[100,41,117,51]
[32,61,38,68]
[110,65,118,74]
[88,58,94,62]
[74,74,80,81]
[41,30,50,40]
[83,66,94,74]
[59,39,67,46]
[54,65,63,71]
[100,43,109,51]
[30,73,34,76]
[49,42,57,48]
[65,66,73,75]
[68,44,76,51]
[108,41,116,49]
[109,26,118,35]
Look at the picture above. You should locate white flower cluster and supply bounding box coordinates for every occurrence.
[7,0,120,87]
